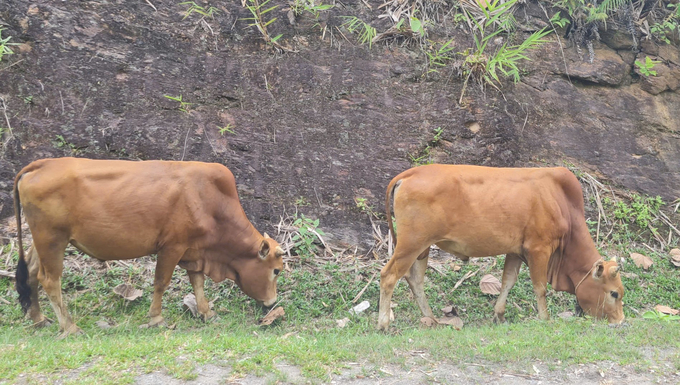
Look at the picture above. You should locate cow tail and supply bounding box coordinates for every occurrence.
[385,177,400,250]
[14,168,31,313]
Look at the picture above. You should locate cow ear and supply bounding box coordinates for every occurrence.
[609,265,620,278]
[263,233,271,239]
[592,260,605,279]
[258,239,270,259]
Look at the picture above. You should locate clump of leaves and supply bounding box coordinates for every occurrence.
[291,214,326,261]
[635,56,661,77]
[340,16,376,48]
[459,0,549,102]
[650,3,680,44]
[643,309,680,322]
[0,27,19,62]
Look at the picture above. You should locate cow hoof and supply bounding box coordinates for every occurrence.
[57,325,84,339]
[492,314,506,324]
[201,310,216,322]
[140,316,166,329]
[33,316,54,328]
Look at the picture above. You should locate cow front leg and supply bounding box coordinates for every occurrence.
[145,247,185,328]
[526,251,550,321]
[25,245,53,327]
[493,253,522,324]
[379,243,427,330]
[404,249,434,319]
[187,271,216,322]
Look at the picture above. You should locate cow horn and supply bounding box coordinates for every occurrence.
[263,232,271,239]
[275,246,285,257]
[609,266,620,277]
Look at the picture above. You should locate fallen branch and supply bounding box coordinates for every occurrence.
[0,269,16,279]
[452,269,479,291]
[352,270,378,303]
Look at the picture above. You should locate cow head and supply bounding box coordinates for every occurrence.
[235,233,285,307]
[575,259,625,324]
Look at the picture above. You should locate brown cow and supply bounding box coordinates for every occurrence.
[378,164,625,330]
[14,158,284,337]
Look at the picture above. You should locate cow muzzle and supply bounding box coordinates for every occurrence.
[261,296,277,309]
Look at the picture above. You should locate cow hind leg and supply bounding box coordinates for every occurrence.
[493,253,523,324]
[34,236,82,338]
[404,249,434,319]
[145,247,185,327]
[187,271,216,322]
[25,246,53,327]
[379,242,428,330]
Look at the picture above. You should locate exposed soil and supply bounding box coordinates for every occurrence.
[15,359,680,384]
[1,0,678,248]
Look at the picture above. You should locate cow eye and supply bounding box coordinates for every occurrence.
[610,291,619,299]
[274,269,280,276]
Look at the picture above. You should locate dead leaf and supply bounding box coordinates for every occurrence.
[670,249,680,267]
[183,294,198,317]
[113,283,143,301]
[479,274,501,295]
[336,318,350,328]
[654,305,680,315]
[438,315,463,330]
[258,306,285,326]
[630,253,653,270]
[621,272,638,279]
[449,262,461,272]
[419,316,438,328]
[558,311,574,319]
[95,320,112,329]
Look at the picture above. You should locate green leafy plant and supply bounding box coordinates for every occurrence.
[244,0,283,47]
[0,27,18,62]
[291,214,325,260]
[164,94,193,113]
[354,197,378,219]
[53,135,78,153]
[550,11,571,28]
[459,0,548,101]
[180,1,219,20]
[650,4,679,45]
[643,310,680,322]
[340,16,376,48]
[290,0,333,18]
[425,38,455,73]
[218,124,235,135]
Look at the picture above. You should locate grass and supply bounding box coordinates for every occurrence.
[1,179,679,383]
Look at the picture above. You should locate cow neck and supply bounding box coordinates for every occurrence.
[549,214,602,294]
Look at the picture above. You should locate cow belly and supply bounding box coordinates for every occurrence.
[70,236,156,261]
[436,234,523,259]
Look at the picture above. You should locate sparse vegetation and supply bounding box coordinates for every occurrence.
[290,0,333,18]
[163,94,193,113]
[0,27,18,62]
[340,16,377,48]
[243,0,284,47]
[218,123,235,135]
[180,1,219,20]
